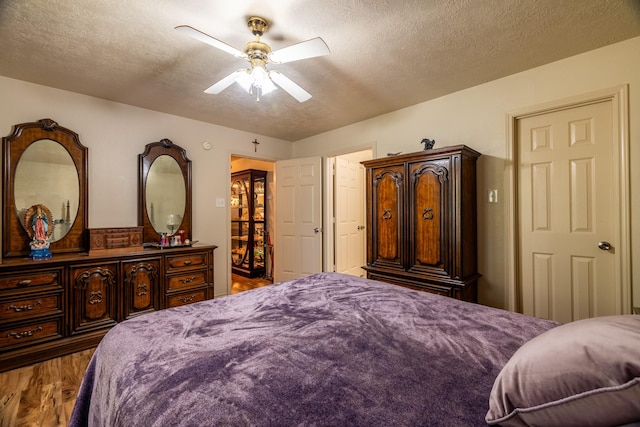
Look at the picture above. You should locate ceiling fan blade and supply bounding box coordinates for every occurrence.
[269,37,330,64]
[175,25,246,58]
[269,70,312,102]
[204,70,246,94]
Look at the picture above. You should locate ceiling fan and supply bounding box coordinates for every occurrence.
[175,17,330,102]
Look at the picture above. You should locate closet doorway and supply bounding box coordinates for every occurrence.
[325,149,373,277]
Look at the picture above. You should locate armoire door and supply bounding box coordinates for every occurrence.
[407,159,451,278]
[367,164,405,271]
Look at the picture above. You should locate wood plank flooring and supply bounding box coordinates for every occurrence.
[231,273,273,294]
[0,348,94,427]
[0,275,271,426]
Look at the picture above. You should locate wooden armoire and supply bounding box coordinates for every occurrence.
[362,145,480,302]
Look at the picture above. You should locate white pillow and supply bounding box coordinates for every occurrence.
[486,315,640,427]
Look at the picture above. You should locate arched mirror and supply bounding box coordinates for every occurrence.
[2,119,88,257]
[139,139,192,244]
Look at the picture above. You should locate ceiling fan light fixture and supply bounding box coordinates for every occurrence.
[235,70,252,92]
[255,69,277,95]
[234,64,277,102]
[251,64,269,88]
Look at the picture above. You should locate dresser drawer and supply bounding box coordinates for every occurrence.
[0,270,62,293]
[165,252,208,272]
[0,293,62,322]
[0,318,63,350]
[167,272,207,291]
[166,289,207,308]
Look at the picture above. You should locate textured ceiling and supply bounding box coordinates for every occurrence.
[0,0,639,142]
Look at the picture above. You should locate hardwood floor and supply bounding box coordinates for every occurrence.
[0,348,94,427]
[231,273,273,294]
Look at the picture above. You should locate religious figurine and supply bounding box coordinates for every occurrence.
[24,204,53,259]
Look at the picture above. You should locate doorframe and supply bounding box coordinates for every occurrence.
[226,152,277,296]
[505,85,630,313]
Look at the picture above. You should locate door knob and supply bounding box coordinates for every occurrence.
[598,241,612,251]
[314,227,322,233]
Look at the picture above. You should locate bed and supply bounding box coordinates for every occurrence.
[69,272,640,427]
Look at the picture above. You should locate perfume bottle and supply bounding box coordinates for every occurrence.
[160,233,167,247]
[177,229,186,245]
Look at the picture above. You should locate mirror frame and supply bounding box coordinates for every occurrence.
[2,118,88,257]
[138,139,192,244]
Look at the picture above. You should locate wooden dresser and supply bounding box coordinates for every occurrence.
[0,244,216,372]
[362,146,480,302]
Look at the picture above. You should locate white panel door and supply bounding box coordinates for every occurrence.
[518,100,621,322]
[334,158,365,277]
[275,157,323,283]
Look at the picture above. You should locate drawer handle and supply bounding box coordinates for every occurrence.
[179,276,197,284]
[178,295,196,303]
[136,283,149,296]
[8,326,43,339]
[382,209,392,220]
[7,300,42,312]
[88,291,103,305]
[17,280,32,287]
[183,260,192,265]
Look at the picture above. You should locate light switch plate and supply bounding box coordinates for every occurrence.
[215,198,225,208]
[488,189,498,203]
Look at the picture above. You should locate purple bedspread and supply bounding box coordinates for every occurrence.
[70,272,557,427]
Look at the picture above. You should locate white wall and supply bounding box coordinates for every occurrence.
[292,36,640,310]
[0,76,293,295]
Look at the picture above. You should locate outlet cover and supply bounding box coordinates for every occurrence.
[215,198,225,208]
